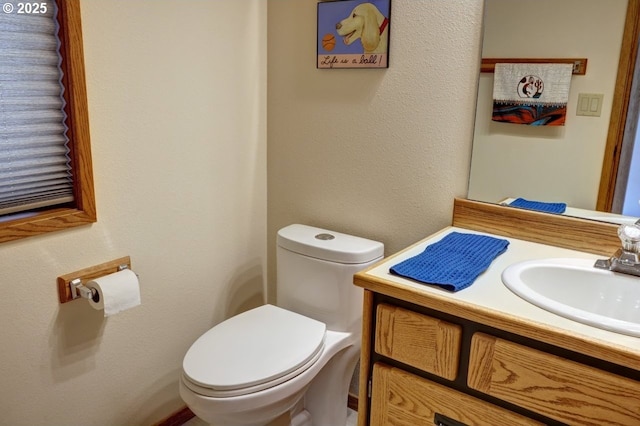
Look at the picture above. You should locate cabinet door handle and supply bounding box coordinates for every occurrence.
[434,413,469,426]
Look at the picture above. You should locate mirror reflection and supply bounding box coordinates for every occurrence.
[468,0,639,223]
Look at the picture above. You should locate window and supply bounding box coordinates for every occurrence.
[0,0,95,243]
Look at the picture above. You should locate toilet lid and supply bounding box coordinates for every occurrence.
[182,304,326,396]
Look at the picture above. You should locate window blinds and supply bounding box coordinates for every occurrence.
[0,0,74,216]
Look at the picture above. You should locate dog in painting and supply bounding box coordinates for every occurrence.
[335,2,389,54]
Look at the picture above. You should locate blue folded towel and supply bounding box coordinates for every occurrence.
[389,232,509,292]
[509,198,567,214]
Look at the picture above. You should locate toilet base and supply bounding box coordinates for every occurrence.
[180,376,306,426]
[289,407,311,426]
[303,344,360,426]
[180,330,356,426]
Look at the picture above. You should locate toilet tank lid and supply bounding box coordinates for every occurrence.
[277,224,384,264]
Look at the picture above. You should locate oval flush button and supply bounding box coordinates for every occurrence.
[315,233,335,240]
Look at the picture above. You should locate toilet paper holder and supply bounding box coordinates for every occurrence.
[69,264,130,302]
[57,256,132,304]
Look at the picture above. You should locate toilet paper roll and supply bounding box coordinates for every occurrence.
[86,269,141,317]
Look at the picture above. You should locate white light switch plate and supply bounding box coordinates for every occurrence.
[576,93,604,117]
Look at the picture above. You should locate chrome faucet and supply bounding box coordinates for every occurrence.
[594,223,640,276]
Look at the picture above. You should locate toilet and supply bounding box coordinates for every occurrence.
[179,224,384,426]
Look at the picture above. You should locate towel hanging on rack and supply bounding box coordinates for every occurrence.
[492,63,573,126]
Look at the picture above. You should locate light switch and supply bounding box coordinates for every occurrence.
[576,93,604,117]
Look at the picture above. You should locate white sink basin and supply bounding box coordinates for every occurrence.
[502,258,640,337]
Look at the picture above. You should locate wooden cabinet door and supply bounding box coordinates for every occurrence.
[375,304,461,380]
[468,333,640,425]
[370,363,542,426]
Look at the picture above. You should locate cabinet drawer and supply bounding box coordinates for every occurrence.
[371,363,542,425]
[468,333,640,425]
[375,304,461,380]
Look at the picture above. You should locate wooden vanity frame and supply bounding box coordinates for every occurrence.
[355,199,640,425]
[452,198,620,256]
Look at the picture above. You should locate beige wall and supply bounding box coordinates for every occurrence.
[0,1,266,425]
[267,0,484,296]
[468,0,627,209]
[0,0,485,424]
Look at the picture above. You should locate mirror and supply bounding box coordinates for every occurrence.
[468,0,639,224]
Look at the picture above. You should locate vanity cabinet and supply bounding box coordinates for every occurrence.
[360,298,640,426]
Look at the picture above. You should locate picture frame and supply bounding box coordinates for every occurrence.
[317,0,391,69]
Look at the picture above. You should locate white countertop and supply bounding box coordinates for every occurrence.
[364,226,640,354]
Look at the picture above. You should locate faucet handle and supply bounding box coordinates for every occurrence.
[618,224,640,253]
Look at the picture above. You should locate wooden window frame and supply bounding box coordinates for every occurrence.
[0,0,96,244]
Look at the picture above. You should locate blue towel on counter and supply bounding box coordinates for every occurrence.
[509,198,567,214]
[389,232,510,292]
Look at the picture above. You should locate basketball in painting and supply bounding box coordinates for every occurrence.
[322,33,336,51]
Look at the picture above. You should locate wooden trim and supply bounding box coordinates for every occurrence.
[347,393,358,412]
[58,0,97,221]
[452,198,620,256]
[481,57,587,75]
[0,0,96,244]
[152,398,358,426]
[153,407,195,426]
[356,290,374,426]
[597,0,640,211]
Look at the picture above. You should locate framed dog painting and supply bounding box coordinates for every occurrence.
[317,0,391,69]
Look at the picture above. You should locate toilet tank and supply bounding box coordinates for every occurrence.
[276,224,384,333]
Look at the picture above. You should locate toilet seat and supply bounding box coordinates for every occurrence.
[182,304,326,398]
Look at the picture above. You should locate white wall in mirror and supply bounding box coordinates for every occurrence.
[468,0,628,209]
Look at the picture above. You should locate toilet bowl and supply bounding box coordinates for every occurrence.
[180,224,384,426]
[179,307,355,426]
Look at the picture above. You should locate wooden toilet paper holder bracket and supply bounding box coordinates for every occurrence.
[57,256,132,304]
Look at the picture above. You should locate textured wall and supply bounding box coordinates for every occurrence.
[0,1,266,425]
[0,1,485,424]
[267,0,484,296]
